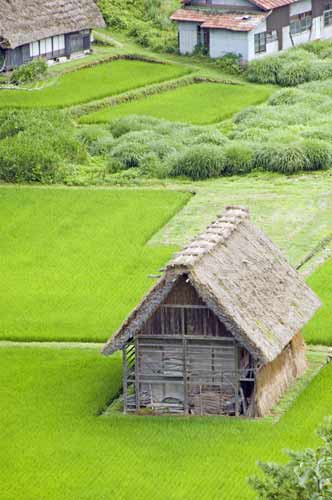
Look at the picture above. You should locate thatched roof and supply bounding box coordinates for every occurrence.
[0,0,105,49]
[103,206,320,364]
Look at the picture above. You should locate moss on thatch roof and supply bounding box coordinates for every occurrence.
[103,206,321,364]
[0,0,105,49]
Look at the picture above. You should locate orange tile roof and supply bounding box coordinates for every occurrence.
[170,9,268,31]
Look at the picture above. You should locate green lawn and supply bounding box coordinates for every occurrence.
[0,60,189,108]
[0,187,189,341]
[0,345,331,500]
[304,259,332,346]
[80,82,274,125]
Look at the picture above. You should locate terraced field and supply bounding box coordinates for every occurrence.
[0,59,189,108]
[80,81,274,125]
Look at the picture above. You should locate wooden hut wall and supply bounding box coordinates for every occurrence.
[255,332,307,416]
[128,277,256,416]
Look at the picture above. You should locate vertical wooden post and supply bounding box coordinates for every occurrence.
[181,307,189,415]
[235,343,240,417]
[135,337,140,412]
[122,346,128,414]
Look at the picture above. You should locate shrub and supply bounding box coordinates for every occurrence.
[302,139,332,170]
[109,115,165,138]
[224,143,254,175]
[0,109,87,183]
[192,129,229,146]
[170,145,226,180]
[268,88,304,106]
[254,143,309,174]
[75,126,110,147]
[9,58,48,85]
[215,53,243,75]
[110,142,150,168]
[249,418,332,499]
[0,134,61,183]
[246,55,283,84]
[276,60,312,86]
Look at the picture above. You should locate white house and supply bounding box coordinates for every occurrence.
[171,0,332,61]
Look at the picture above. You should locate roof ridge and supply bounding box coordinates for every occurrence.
[168,206,249,269]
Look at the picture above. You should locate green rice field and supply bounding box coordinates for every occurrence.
[0,345,331,500]
[80,82,274,125]
[0,187,190,341]
[304,259,332,346]
[0,60,189,109]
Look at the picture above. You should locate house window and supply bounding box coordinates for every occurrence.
[254,32,266,54]
[39,39,47,55]
[29,41,40,57]
[53,35,65,52]
[266,30,278,43]
[290,12,312,35]
[324,1,332,26]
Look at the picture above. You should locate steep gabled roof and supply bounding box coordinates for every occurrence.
[170,9,268,31]
[0,0,105,50]
[103,207,320,364]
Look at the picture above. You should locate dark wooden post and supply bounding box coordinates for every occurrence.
[122,346,128,414]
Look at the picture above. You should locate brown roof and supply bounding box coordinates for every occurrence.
[179,0,298,11]
[248,0,295,10]
[170,9,268,31]
[0,0,105,49]
[103,207,321,364]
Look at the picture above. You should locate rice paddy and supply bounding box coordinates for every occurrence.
[0,187,190,341]
[0,345,330,500]
[0,59,189,108]
[80,81,274,125]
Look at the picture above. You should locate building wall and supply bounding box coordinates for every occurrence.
[255,332,307,417]
[209,29,249,59]
[3,30,91,70]
[178,21,199,54]
[128,277,256,416]
[175,0,332,60]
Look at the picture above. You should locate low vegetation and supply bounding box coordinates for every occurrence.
[0,109,86,183]
[98,0,179,53]
[247,42,332,86]
[0,187,189,341]
[80,82,274,125]
[9,58,48,85]
[0,59,189,108]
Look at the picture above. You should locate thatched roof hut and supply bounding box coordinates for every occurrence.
[0,0,105,49]
[103,206,321,417]
[0,0,105,70]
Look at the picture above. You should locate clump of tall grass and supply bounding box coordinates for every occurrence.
[247,46,332,86]
[170,145,226,180]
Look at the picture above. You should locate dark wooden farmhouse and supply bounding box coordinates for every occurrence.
[103,206,320,417]
[0,0,105,71]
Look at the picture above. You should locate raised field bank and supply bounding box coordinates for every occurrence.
[1,0,332,497]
